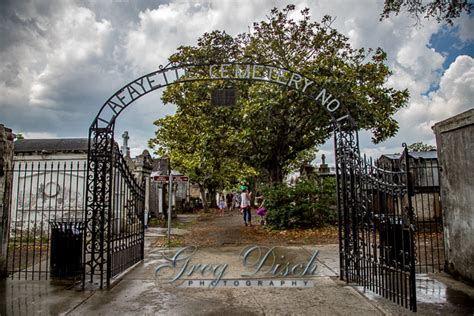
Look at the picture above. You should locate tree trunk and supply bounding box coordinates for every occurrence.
[208,185,218,208]
[199,184,209,212]
[269,164,284,184]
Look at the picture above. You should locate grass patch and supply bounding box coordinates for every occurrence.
[148,217,166,227]
[151,235,185,248]
[149,214,198,229]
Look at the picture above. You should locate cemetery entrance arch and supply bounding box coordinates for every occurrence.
[85,62,418,311]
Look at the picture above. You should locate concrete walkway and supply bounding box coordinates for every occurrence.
[2,239,473,315]
[1,243,383,315]
[1,214,474,315]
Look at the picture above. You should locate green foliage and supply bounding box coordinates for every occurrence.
[149,77,257,196]
[150,5,409,185]
[263,176,337,230]
[380,0,472,25]
[283,147,318,175]
[11,228,49,243]
[407,142,436,152]
[148,217,166,227]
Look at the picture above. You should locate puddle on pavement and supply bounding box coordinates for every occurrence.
[355,274,474,313]
[416,274,446,303]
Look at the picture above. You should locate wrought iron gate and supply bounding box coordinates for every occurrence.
[6,159,87,280]
[335,120,418,311]
[84,124,145,288]
[4,131,145,286]
[403,152,444,274]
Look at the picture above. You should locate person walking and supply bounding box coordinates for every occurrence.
[225,192,233,215]
[218,194,226,216]
[240,188,252,226]
[233,192,241,210]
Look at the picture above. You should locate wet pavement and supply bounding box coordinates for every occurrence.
[1,214,474,315]
[360,273,474,315]
[1,244,383,315]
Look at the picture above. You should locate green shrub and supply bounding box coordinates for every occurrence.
[262,176,337,230]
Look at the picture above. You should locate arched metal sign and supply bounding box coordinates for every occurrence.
[92,62,348,129]
[84,61,417,312]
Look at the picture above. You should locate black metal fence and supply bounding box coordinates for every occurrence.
[6,142,145,285]
[341,154,417,310]
[108,145,145,279]
[406,158,444,273]
[363,153,417,310]
[336,128,418,311]
[337,138,446,312]
[6,159,87,280]
[83,126,145,288]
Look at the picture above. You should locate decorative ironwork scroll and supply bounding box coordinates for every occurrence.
[335,119,418,311]
[84,120,145,288]
[84,123,115,287]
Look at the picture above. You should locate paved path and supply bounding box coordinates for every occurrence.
[1,213,473,315]
[3,243,382,315]
[182,209,339,247]
[66,244,386,316]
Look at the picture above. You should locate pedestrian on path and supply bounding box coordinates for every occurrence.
[226,192,233,214]
[233,191,241,210]
[255,193,267,226]
[240,188,251,226]
[218,194,226,216]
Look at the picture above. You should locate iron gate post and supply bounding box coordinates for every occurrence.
[403,144,417,312]
[335,131,345,280]
[335,116,360,282]
[84,122,115,289]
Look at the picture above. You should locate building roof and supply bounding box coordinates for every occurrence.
[407,151,437,159]
[380,153,401,160]
[14,138,88,154]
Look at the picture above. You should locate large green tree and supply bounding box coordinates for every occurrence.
[149,79,255,209]
[150,5,409,184]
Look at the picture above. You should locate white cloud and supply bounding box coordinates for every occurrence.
[456,14,474,42]
[28,6,113,107]
[123,2,215,73]
[122,0,275,74]
[426,55,474,120]
[22,131,58,139]
[379,55,474,153]
[0,0,471,165]
[323,1,446,97]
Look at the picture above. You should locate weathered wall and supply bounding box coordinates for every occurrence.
[10,154,87,232]
[0,125,14,278]
[433,109,474,281]
[412,192,442,220]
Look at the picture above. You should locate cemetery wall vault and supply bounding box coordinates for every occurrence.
[86,61,418,312]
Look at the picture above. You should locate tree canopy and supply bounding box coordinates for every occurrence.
[149,5,409,187]
[407,142,436,152]
[381,0,472,25]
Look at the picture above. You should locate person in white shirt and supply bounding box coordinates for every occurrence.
[240,189,252,226]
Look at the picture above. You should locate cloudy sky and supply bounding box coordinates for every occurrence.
[1,0,473,165]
